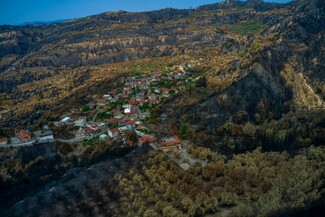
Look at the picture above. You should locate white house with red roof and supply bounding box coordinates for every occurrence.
[108,128,119,138]
[106,118,118,125]
[14,129,31,142]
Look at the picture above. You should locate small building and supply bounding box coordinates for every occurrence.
[39,135,54,143]
[86,122,96,128]
[138,136,154,145]
[61,117,71,123]
[103,94,111,100]
[123,104,132,114]
[110,109,120,116]
[14,129,31,142]
[128,99,138,105]
[85,126,97,136]
[147,94,157,100]
[126,120,136,130]
[0,138,8,145]
[108,128,119,138]
[136,125,147,131]
[106,118,118,125]
[99,134,108,140]
[54,117,71,127]
[70,108,79,113]
[135,121,142,125]
[42,125,50,130]
[118,118,126,126]
[97,100,108,107]
[74,117,86,127]
[161,93,171,98]
[118,126,128,132]
[161,88,170,94]
[75,128,87,140]
[97,123,106,129]
[158,135,181,152]
[180,163,190,170]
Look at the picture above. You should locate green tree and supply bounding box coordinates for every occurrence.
[82,106,91,112]
[179,124,190,139]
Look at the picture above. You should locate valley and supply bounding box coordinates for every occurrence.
[0,0,324,216]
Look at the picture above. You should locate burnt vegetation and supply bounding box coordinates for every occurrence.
[0,0,325,216]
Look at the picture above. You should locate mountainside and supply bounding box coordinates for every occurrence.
[0,0,294,127]
[0,0,325,217]
[159,0,325,152]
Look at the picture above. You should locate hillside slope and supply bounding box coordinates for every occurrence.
[156,0,325,152]
[0,0,292,127]
[0,1,325,217]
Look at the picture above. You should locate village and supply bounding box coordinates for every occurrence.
[0,63,206,170]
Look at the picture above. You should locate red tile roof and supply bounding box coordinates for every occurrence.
[137,125,146,129]
[159,136,181,147]
[139,136,154,144]
[85,127,95,134]
[106,118,118,124]
[15,129,31,142]
[126,120,136,125]
[109,128,119,133]
[20,130,29,137]
[128,99,138,105]
[111,109,119,113]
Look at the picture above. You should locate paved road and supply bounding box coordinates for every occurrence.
[0,129,110,149]
[2,141,36,148]
[91,109,101,122]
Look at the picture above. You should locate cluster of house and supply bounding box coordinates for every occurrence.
[159,135,182,152]
[0,126,54,146]
[95,69,189,108]
[0,64,193,154]
[0,129,32,146]
[63,66,190,148]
